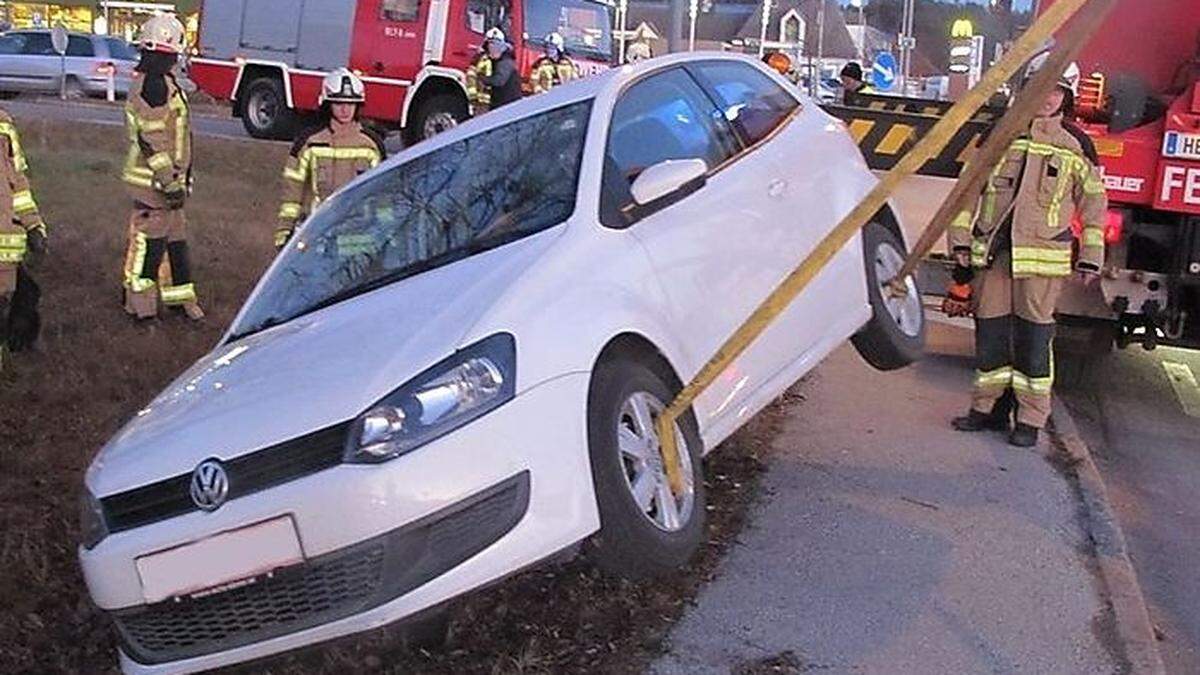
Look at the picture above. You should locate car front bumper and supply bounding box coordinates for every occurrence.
[79,373,598,674]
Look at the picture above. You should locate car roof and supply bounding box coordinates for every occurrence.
[384,51,779,168]
[5,29,104,39]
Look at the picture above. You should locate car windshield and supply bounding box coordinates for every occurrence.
[524,0,612,61]
[231,101,593,340]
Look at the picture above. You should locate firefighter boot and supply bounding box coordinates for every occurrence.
[952,389,1015,432]
[164,241,204,321]
[1009,423,1040,448]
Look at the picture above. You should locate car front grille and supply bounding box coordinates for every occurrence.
[101,423,352,533]
[111,471,531,665]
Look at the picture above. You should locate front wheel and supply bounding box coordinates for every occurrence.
[240,76,295,139]
[585,357,706,579]
[851,222,927,371]
[404,93,467,146]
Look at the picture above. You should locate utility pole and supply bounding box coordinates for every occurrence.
[669,0,684,53]
[688,0,698,50]
[898,0,915,95]
[758,0,771,57]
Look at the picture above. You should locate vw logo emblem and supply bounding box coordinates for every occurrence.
[190,460,229,511]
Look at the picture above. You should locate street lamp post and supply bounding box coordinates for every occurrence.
[689,0,698,51]
[758,0,771,57]
[618,0,628,62]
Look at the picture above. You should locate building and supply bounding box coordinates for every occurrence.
[0,0,199,43]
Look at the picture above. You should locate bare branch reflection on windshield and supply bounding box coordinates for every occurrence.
[234,101,592,338]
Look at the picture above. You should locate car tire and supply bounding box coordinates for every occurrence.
[585,356,706,579]
[240,76,295,140]
[851,222,926,371]
[404,93,467,146]
[63,76,84,100]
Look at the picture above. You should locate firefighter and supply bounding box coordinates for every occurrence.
[480,28,522,109]
[0,108,47,369]
[840,62,874,103]
[121,14,203,321]
[465,38,494,115]
[276,68,385,250]
[949,63,1108,447]
[530,32,575,94]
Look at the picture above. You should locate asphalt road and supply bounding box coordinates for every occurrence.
[1057,342,1200,674]
[3,97,255,142]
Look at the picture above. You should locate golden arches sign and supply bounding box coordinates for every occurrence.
[952,19,975,38]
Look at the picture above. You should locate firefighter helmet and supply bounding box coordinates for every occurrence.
[139,14,186,55]
[546,32,565,52]
[1025,51,1081,95]
[320,68,366,105]
[485,27,508,46]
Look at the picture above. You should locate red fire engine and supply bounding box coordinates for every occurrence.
[189,0,614,143]
[1041,0,1200,349]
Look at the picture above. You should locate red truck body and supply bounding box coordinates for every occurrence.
[189,0,613,142]
[1039,0,1200,348]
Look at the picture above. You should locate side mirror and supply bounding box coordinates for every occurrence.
[630,158,709,206]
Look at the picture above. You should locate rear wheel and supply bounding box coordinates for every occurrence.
[851,222,927,370]
[240,76,295,139]
[404,93,467,146]
[585,357,706,579]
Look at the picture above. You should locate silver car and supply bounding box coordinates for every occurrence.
[0,30,138,98]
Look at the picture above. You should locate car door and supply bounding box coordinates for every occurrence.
[0,33,30,93]
[14,32,60,94]
[684,60,866,387]
[65,35,97,94]
[600,66,801,438]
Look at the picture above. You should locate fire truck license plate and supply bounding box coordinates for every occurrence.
[1163,131,1200,161]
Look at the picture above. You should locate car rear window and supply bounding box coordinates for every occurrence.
[688,61,799,146]
[19,32,56,55]
[67,35,95,57]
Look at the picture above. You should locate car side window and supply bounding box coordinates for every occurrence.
[105,38,139,61]
[466,0,512,35]
[600,68,739,228]
[20,33,55,56]
[0,34,26,55]
[381,0,420,22]
[67,36,95,57]
[689,61,799,147]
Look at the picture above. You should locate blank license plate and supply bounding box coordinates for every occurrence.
[136,516,304,604]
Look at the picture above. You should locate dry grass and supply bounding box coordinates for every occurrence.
[0,118,786,674]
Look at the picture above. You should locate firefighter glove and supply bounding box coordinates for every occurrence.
[25,224,48,259]
[942,266,973,317]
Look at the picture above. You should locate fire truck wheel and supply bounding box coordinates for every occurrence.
[406,94,467,146]
[852,222,927,371]
[240,76,296,140]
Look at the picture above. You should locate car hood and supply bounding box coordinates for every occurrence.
[87,231,559,496]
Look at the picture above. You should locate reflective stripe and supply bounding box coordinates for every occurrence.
[0,122,29,173]
[278,202,302,220]
[1013,370,1053,395]
[125,231,155,292]
[122,171,155,189]
[12,190,37,214]
[975,366,1013,389]
[0,230,26,263]
[1012,246,1072,277]
[274,228,292,247]
[1082,228,1105,248]
[302,146,382,164]
[950,210,973,230]
[147,152,173,172]
[136,117,167,132]
[970,238,989,267]
[160,283,196,305]
[1082,173,1105,195]
[170,92,189,164]
[282,165,307,183]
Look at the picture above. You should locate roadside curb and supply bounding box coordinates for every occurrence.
[1049,398,1166,675]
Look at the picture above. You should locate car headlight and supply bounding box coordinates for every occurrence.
[80,489,109,550]
[344,333,516,464]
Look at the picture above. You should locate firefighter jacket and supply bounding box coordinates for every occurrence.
[277,121,385,246]
[0,110,44,267]
[466,53,493,109]
[123,71,192,209]
[949,115,1108,278]
[530,56,575,94]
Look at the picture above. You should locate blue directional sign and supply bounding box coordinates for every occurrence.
[872,52,897,91]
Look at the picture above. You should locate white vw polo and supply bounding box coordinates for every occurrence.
[80,52,925,673]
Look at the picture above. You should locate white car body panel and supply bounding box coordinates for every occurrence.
[80,52,908,673]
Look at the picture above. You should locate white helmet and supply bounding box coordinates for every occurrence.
[485,27,507,45]
[320,68,366,105]
[139,14,186,55]
[1026,51,1081,95]
[546,32,565,52]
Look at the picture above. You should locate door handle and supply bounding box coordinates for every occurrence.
[767,178,787,198]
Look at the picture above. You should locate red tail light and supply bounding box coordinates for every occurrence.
[94,61,115,76]
[1105,209,1125,244]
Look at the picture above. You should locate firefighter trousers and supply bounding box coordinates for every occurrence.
[122,205,197,318]
[971,251,1064,429]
